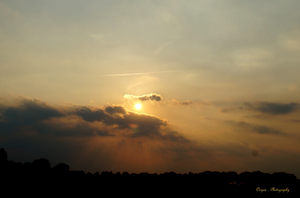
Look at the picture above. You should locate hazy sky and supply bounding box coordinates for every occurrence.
[1,0,300,177]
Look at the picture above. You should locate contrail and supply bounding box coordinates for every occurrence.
[102,70,179,77]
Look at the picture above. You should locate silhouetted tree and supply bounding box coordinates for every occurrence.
[0,147,299,196]
[0,148,7,164]
[22,162,33,172]
[101,171,113,176]
[32,158,51,171]
[122,171,129,176]
[53,163,70,173]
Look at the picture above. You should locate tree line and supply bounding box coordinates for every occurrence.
[0,148,299,196]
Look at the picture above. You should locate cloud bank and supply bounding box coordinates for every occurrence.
[0,98,189,143]
[0,97,199,173]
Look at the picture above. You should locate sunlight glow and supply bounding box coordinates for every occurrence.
[135,103,142,110]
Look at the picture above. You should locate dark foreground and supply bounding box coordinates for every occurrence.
[0,148,299,196]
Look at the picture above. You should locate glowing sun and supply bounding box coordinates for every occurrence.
[135,103,142,110]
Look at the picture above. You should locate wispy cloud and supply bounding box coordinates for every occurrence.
[102,70,179,77]
[166,99,209,106]
[155,39,177,55]
[226,120,285,136]
[244,102,300,115]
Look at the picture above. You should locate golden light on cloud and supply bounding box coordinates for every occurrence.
[135,103,142,110]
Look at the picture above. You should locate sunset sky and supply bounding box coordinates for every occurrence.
[1,0,300,177]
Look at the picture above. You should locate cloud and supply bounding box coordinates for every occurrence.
[105,105,127,115]
[160,131,190,144]
[123,93,210,108]
[0,98,189,143]
[220,108,232,113]
[244,102,299,115]
[0,97,195,174]
[124,93,163,102]
[0,99,112,138]
[165,99,209,106]
[72,106,107,123]
[36,121,112,137]
[123,93,207,107]
[0,98,66,134]
[0,98,64,123]
[169,99,194,106]
[0,97,199,175]
[220,106,244,113]
[290,119,300,123]
[227,121,285,135]
[73,104,189,143]
[139,94,162,102]
[252,125,283,135]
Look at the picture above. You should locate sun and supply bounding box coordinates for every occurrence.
[135,103,142,110]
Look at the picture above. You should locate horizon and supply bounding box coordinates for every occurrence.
[1,0,300,179]
[1,147,297,178]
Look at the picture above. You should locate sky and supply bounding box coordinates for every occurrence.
[1,0,300,177]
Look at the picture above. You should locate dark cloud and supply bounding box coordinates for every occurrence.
[36,121,112,137]
[139,93,162,101]
[160,131,190,144]
[290,119,300,122]
[73,105,168,138]
[102,111,189,143]
[0,98,65,134]
[228,121,285,135]
[220,108,232,113]
[252,125,283,135]
[71,104,180,140]
[220,106,244,113]
[0,98,189,143]
[244,102,299,115]
[123,94,207,107]
[115,113,166,131]
[124,93,162,102]
[0,98,64,124]
[105,105,127,115]
[74,106,107,122]
[0,97,195,174]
